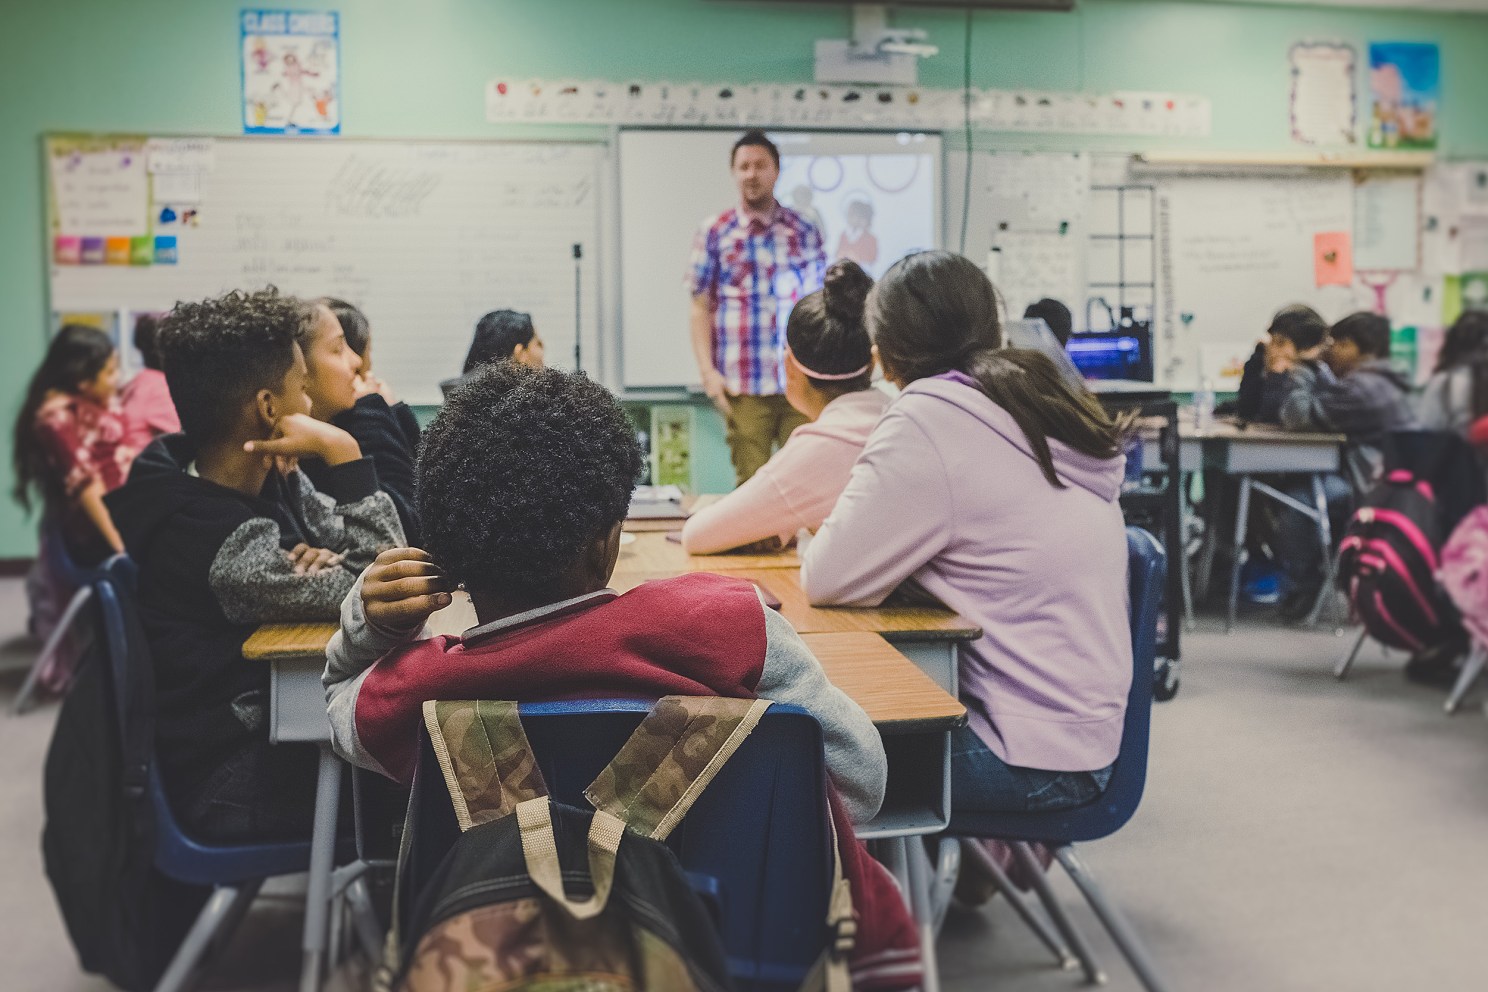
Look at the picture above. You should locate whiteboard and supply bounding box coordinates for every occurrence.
[618,128,942,390]
[1158,173,1357,388]
[48,137,604,405]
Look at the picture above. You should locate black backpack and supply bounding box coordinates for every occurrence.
[41,563,207,991]
[1336,432,1483,653]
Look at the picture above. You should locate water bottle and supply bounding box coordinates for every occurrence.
[1194,377,1216,433]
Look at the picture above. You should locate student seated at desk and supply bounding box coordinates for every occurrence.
[323,363,921,986]
[298,298,423,545]
[106,288,404,843]
[682,259,888,554]
[1419,310,1488,436]
[1232,304,1332,424]
[1272,311,1415,617]
[800,251,1131,817]
[438,308,544,397]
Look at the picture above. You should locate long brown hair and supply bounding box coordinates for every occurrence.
[12,324,116,513]
[868,250,1121,488]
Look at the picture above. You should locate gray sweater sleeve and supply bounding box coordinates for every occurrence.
[323,568,430,776]
[209,518,362,624]
[754,599,887,823]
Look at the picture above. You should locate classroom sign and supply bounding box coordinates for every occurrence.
[241,10,341,135]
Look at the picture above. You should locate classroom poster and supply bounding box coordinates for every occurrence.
[1367,43,1439,150]
[47,136,150,243]
[1289,43,1355,146]
[242,10,340,135]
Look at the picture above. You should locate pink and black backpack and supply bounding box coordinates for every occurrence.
[1337,431,1485,652]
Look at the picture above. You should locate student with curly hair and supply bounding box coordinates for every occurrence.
[106,288,404,842]
[324,364,922,988]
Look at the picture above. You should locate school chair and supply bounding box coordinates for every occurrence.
[93,555,315,992]
[400,699,838,992]
[12,520,100,715]
[948,526,1170,992]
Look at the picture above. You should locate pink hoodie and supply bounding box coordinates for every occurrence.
[801,373,1131,772]
[682,388,889,554]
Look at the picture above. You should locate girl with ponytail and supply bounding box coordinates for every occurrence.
[682,259,889,554]
[802,250,1133,818]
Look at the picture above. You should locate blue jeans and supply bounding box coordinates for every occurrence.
[950,723,1113,814]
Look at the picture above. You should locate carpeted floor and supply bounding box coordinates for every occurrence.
[2,575,1485,991]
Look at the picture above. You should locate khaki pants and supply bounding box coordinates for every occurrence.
[726,393,810,485]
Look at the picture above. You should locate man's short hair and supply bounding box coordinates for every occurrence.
[463,310,535,374]
[1267,304,1329,352]
[418,364,643,599]
[1023,298,1074,347]
[157,288,308,443]
[731,129,779,168]
[1331,311,1392,360]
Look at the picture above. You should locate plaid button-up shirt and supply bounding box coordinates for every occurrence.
[686,202,826,396]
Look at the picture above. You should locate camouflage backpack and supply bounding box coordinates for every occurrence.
[384,696,854,992]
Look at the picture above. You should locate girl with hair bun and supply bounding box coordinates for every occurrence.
[682,259,888,554]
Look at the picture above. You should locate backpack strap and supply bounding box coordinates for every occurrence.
[584,695,772,841]
[514,796,626,921]
[797,811,855,992]
[422,700,549,830]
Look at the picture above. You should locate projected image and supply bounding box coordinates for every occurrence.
[776,149,937,280]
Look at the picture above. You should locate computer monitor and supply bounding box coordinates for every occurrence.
[1066,324,1154,383]
[1003,318,1085,389]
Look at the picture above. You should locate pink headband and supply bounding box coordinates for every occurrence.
[786,345,870,382]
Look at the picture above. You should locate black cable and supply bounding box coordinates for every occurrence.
[959,8,973,256]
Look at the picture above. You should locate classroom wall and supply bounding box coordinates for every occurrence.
[4,0,1488,557]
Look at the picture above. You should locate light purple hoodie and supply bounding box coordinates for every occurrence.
[801,371,1132,772]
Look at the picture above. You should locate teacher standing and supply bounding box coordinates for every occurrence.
[687,130,827,484]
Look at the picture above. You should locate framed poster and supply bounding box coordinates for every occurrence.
[241,10,341,135]
[1367,42,1438,151]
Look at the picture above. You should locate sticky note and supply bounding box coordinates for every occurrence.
[80,237,105,264]
[54,236,81,265]
[129,236,154,266]
[1314,231,1353,287]
[154,235,178,265]
[105,237,131,265]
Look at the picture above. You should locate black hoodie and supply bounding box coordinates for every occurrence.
[106,434,404,801]
[300,393,422,546]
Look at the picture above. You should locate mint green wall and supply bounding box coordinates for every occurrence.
[4,0,1487,555]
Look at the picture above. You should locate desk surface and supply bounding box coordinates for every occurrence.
[246,623,963,733]
[1180,415,1344,446]
[615,530,799,573]
[610,567,981,642]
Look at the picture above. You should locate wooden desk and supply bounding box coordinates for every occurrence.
[614,530,799,574]
[612,567,978,694]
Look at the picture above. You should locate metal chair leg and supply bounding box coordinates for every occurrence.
[959,839,1074,969]
[1226,477,1252,633]
[12,585,92,715]
[153,882,262,992]
[1445,643,1488,715]
[344,876,385,964]
[1053,846,1171,992]
[1336,628,1368,681]
[1010,842,1105,985]
[929,835,960,936]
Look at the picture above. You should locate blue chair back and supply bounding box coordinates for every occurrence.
[94,556,310,886]
[949,525,1166,844]
[402,699,835,992]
